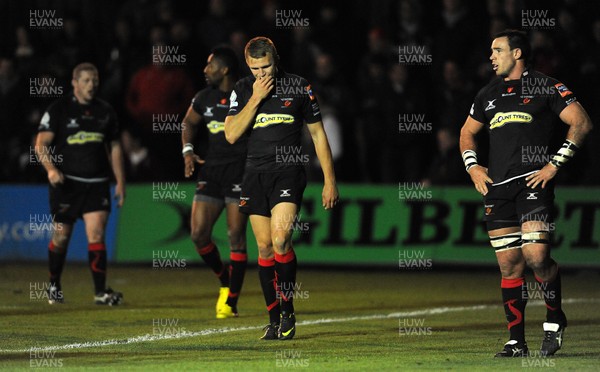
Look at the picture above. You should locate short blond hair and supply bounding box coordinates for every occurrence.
[72,62,98,80]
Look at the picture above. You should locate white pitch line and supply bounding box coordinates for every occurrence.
[1,298,597,354]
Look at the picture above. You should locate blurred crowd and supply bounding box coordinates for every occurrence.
[1,0,599,184]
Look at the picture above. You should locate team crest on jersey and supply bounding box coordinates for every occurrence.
[489,111,533,130]
[66,118,79,128]
[502,86,516,97]
[204,106,214,117]
[280,98,294,108]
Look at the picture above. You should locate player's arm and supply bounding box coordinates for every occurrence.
[225,76,273,144]
[459,116,493,195]
[306,120,339,209]
[110,140,126,207]
[35,131,64,187]
[181,106,205,178]
[526,101,593,188]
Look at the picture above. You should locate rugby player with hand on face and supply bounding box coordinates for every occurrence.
[225,37,339,340]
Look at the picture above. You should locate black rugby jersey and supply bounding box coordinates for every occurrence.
[191,86,247,166]
[469,70,576,185]
[38,94,119,181]
[227,69,321,173]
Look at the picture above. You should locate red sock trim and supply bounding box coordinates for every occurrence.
[258,257,275,267]
[274,250,295,264]
[230,252,248,262]
[228,292,239,298]
[267,300,279,311]
[505,299,524,329]
[501,277,525,288]
[197,242,215,255]
[48,241,56,252]
[88,243,106,252]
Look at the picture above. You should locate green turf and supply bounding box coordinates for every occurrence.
[0,263,599,371]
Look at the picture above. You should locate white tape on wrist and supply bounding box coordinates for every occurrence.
[462,150,478,172]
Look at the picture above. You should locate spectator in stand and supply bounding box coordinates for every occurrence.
[125,29,195,180]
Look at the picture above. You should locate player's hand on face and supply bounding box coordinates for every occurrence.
[468,165,493,196]
[184,153,204,178]
[322,183,339,210]
[252,75,274,101]
[47,169,64,187]
[114,182,126,208]
[525,163,558,189]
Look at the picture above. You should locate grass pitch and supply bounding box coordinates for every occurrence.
[1,263,599,371]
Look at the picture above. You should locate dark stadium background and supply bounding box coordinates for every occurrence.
[1,0,599,184]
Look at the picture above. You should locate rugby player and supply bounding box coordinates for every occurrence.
[35,63,125,305]
[459,30,592,357]
[181,46,248,319]
[225,37,338,340]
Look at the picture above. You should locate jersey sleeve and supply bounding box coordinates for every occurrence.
[468,87,487,124]
[227,80,249,116]
[302,80,322,124]
[38,102,59,133]
[191,90,205,115]
[548,80,577,115]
